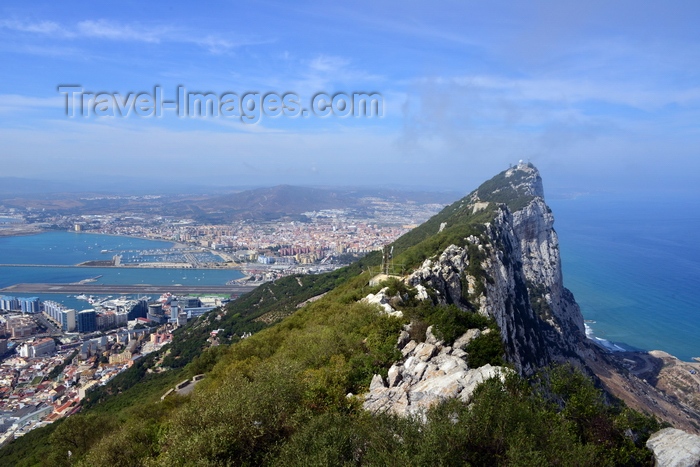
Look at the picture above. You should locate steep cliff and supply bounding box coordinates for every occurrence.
[362,162,599,416]
[403,162,588,375]
[364,163,700,434]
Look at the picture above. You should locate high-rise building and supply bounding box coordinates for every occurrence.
[77,310,97,333]
[170,301,179,321]
[60,309,76,332]
[43,301,77,331]
[19,297,40,313]
[0,295,20,311]
[127,299,148,320]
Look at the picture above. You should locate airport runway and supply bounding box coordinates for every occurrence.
[0,283,259,296]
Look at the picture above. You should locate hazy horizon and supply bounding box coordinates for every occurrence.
[2,1,700,195]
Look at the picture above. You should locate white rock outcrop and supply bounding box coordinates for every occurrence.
[361,287,403,318]
[363,330,508,418]
[646,428,700,467]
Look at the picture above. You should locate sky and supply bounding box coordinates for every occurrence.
[1,1,700,195]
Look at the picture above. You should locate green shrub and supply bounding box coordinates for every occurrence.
[465,327,505,367]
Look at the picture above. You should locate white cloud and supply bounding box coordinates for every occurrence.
[0,19,73,37]
[0,17,255,54]
[309,55,350,73]
[76,19,169,43]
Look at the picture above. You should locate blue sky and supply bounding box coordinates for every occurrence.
[1,1,700,194]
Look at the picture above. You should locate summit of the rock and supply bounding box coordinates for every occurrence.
[472,162,544,212]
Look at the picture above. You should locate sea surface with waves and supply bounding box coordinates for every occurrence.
[550,192,700,361]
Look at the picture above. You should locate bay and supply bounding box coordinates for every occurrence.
[0,231,244,311]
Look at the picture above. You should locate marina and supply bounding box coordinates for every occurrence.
[0,283,258,296]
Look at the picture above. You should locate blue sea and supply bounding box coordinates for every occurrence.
[1,208,698,362]
[550,193,700,362]
[0,231,243,311]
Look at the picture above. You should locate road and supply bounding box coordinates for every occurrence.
[0,283,258,296]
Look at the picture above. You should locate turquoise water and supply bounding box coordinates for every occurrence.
[550,193,700,362]
[0,231,243,311]
[2,209,698,362]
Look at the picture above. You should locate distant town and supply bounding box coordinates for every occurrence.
[0,192,446,281]
[0,188,449,444]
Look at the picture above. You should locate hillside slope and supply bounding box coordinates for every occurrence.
[2,163,683,465]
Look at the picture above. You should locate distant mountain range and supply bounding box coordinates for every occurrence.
[0,181,461,222]
[178,185,461,222]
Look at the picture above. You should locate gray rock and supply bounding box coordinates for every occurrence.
[387,364,403,387]
[363,329,508,418]
[397,330,410,349]
[425,325,441,345]
[361,287,403,318]
[401,340,418,357]
[646,428,700,467]
[364,164,594,415]
[454,329,481,350]
[404,164,590,375]
[414,342,438,362]
[414,284,429,301]
[369,374,386,391]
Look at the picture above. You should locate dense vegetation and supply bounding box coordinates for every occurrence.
[1,270,661,466]
[0,166,664,465]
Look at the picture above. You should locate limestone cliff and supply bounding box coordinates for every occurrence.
[364,162,596,415]
[362,162,700,434]
[406,162,588,375]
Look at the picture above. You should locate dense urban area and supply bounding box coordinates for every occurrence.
[0,292,230,445]
[0,191,446,445]
[0,194,445,278]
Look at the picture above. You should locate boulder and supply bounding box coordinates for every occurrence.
[646,428,700,467]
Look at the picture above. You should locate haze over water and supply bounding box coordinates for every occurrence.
[551,193,700,362]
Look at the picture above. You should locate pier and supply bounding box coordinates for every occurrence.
[0,283,259,295]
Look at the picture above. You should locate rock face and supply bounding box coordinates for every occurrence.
[363,328,508,418]
[646,428,700,467]
[406,163,588,374]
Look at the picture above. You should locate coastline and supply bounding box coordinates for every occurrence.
[77,230,188,249]
[0,227,44,238]
[585,322,700,363]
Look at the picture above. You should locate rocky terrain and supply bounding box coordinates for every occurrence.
[646,428,700,466]
[363,324,507,417]
[363,162,700,446]
[4,162,699,464]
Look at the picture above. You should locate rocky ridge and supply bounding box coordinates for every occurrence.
[360,162,700,453]
[405,163,590,375]
[363,325,507,417]
[363,162,588,414]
